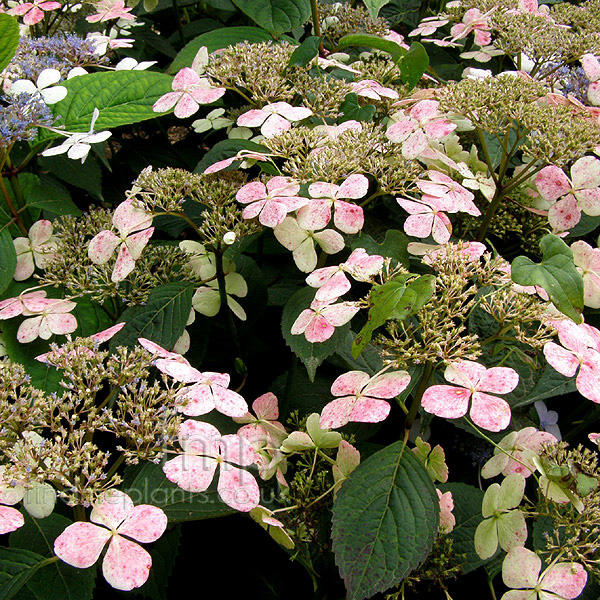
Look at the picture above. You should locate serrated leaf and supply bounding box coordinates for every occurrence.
[38,155,103,201]
[0,547,47,600]
[194,139,270,174]
[0,227,17,295]
[337,33,406,61]
[123,462,234,522]
[10,513,96,600]
[0,14,19,73]
[512,362,576,408]
[339,93,376,123]
[288,35,320,67]
[51,71,173,132]
[232,0,311,37]
[168,27,276,73]
[399,42,429,89]
[511,234,584,323]
[109,281,194,351]
[352,275,435,358]
[282,286,350,381]
[332,442,439,599]
[20,174,81,218]
[363,0,391,18]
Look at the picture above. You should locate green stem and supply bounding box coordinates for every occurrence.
[214,248,242,359]
[404,361,434,436]
[74,504,86,521]
[0,175,27,235]
[475,184,504,242]
[309,0,326,55]
[173,0,186,46]
[475,126,499,185]
[105,454,127,481]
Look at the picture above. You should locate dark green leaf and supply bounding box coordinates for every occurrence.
[288,36,320,67]
[511,234,584,323]
[232,0,311,37]
[332,442,439,599]
[350,229,410,268]
[19,174,82,218]
[109,281,194,351]
[339,93,376,123]
[399,42,429,90]
[0,227,17,295]
[0,547,47,600]
[38,155,103,201]
[337,33,406,61]
[363,0,391,18]
[71,296,113,338]
[0,14,19,73]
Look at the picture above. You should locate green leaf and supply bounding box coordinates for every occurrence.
[350,229,410,268]
[51,71,173,132]
[363,0,391,18]
[288,35,320,67]
[0,547,47,600]
[339,93,376,123]
[109,281,194,351]
[231,0,311,37]
[511,234,584,323]
[512,362,576,408]
[168,27,276,73]
[19,174,82,218]
[123,462,234,522]
[0,227,17,295]
[282,286,350,381]
[10,514,96,600]
[399,42,429,90]
[71,296,113,338]
[352,274,435,358]
[337,33,406,61]
[332,442,439,599]
[194,139,270,174]
[0,14,19,73]
[38,155,103,201]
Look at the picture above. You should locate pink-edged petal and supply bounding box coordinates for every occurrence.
[540,562,587,599]
[189,86,226,105]
[270,102,312,121]
[237,109,269,128]
[470,392,512,432]
[315,271,351,302]
[347,397,391,423]
[177,383,214,416]
[535,166,571,202]
[576,357,600,403]
[261,113,291,138]
[502,547,541,590]
[431,212,452,244]
[321,302,360,326]
[91,489,134,529]
[17,316,42,343]
[172,67,200,89]
[162,454,218,492]
[88,230,120,264]
[338,174,369,199]
[257,200,289,228]
[424,120,456,139]
[252,392,279,420]
[549,194,581,232]
[125,228,154,260]
[54,522,111,568]
[154,359,202,383]
[118,505,167,543]
[422,385,471,419]
[291,308,314,335]
[212,386,248,418]
[217,464,260,512]
[477,367,519,394]
[404,212,434,239]
[266,176,300,196]
[331,371,370,396]
[152,91,182,113]
[445,360,486,388]
[402,129,429,159]
[113,199,151,235]
[102,535,152,591]
[173,94,200,119]
[410,99,439,121]
[28,219,53,245]
[313,229,344,255]
[543,342,579,377]
[0,506,24,534]
[45,313,77,336]
[178,418,221,455]
[93,322,126,343]
[111,244,136,282]
[588,81,600,106]
[333,201,364,234]
[386,119,418,142]
[219,433,255,466]
[320,397,355,429]
[297,199,333,231]
[236,181,267,204]
[362,371,411,398]
[304,313,335,342]
[309,182,338,199]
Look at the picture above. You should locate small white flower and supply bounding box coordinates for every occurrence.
[8,68,67,105]
[223,231,236,245]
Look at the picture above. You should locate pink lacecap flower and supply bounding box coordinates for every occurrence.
[571,240,600,308]
[320,369,411,429]
[203,150,270,174]
[450,8,494,47]
[0,472,25,534]
[163,420,259,512]
[88,199,154,283]
[153,68,225,119]
[409,16,449,38]
[13,220,57,281]
[437,489,455,534]
[397,196,453,244]
[237,102,312,138]
[582,54,600,106]
[543,319,600,404]
[153,358,247,418]
[86,0,135,22]
[306,247,383,303]
[291,298,360,343]
[236,176,308,228]
[11,0,61,26]
[422,359,519,432]
[417,170,481,216]
[54,490,167,591]
[297,174,368,234]
[350,80,399,101]
[386,100,457,159]
[535,156,600,232]
[233,392,287,446]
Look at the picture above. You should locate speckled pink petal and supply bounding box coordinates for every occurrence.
[431,212,452,243]
[138,338,189,362]
[91,489,134,529]
[189,86,225,105]
[588,81,600,106]
[102,535,152,591]
[540,562,587,598]
[445,360,486,388]
[424,120,456,139]
[212,386,248,418]
[386,119,418,142]
[93,322,126,343]
[178,419,221,455]
[576,357,600,403]
[422,385,471,419]
[535,166,571,202]
[241,199,266,221]
[28,220,53,246]
[177,383,214,416]
[362,371,411,398]
[163,454,218,492]
[88,230,120,264]
[17,316,42,343]
[118,505,167,543]
[331,371,370,396]
[271,102,312,121]
[313,229,345,255]
[320,397,356,429]
[333,201,364,234]
[348,397,391,423]
[267,176,299,196]
[220,433,255,466]
[502,547,541,590]
[172,67,200,90]
[315,271,351,302]
[155,359,202,383]
[111,244,136,282]
[0,506,24,534]
[54,521,111,568]
[297,199,333,230]
[410,99,439,121]
[153,91,182,113]
[13,247,34,281]
[582,54,600,81]
[549,194,581,232]
[45,313,77,335]
[253,392,279,420]
[236,181,267,204]
[293,238,318,272]
[571,155,600,190]
[113,200,152,235]
[174,94,200,119]
[477,367,519,394]
[125,228,154,260]
[576,188,600,216]
[543,342,579,377]
[237,109,268,128]
[274,217,308,251]
[261,113,291,137]
[338,174,369,199]
[470,391,511,432]
[304,313,335,342]
[218,463,259,512]
[291,309,314,335]
[321,302,359,326]
[403,129,429,159]
[309,182,338,199]
[257,199,289,228]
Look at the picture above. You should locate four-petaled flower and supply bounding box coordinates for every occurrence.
[291,298,360,343]
[422,360,519,432]
[163,420,259,512]
[54,489,167,591]
[13,219,57,281]
[10,0,61,25]
[86,0,135,22]
[237,102,313,138]
[8,68,67,105]
[350,80,399,101]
